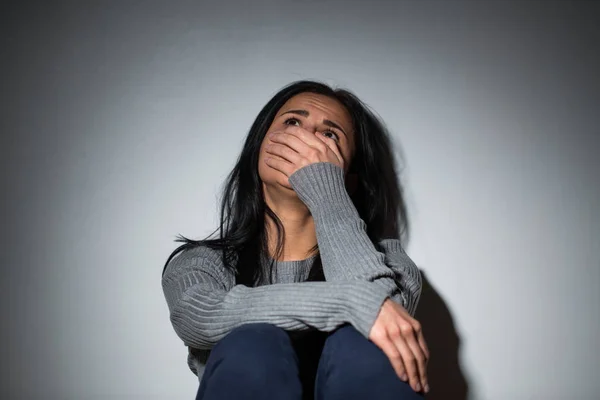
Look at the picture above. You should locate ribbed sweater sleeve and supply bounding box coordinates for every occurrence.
[288,161,423,316]
[161,246,392,349]
[377,239,423,316]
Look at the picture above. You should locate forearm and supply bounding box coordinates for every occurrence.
[288,162,422,315]
[166,280,390,349]
[378,239,422,316]
[289,162,398,282]
[313,211,422,315]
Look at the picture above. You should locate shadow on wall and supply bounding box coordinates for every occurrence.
[416,270,469,400]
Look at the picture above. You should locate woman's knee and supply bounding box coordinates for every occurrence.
[319,324,391,377]
[205,323,298,383]
[316,325,423,399]
[214,323,290,353]
[199,324,303,399]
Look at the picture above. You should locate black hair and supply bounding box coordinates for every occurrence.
[162,80,409,286]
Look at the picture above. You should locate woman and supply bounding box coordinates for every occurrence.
[162,80,429,399]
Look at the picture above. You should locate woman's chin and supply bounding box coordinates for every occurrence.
[273,175,294,191]
[260,171,293,192]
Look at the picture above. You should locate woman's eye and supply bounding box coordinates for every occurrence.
[322,130,340,141]
[284,117,339,141]
[284,117,300,126]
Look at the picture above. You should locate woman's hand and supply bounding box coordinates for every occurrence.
[369,298,430,394]
[264,125,345,179]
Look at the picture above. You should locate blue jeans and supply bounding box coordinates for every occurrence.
[196,323,424,400]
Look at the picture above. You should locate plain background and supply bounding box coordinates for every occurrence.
[2,1,599,399]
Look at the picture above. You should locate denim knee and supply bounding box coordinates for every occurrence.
[315,325,423,400]
[213,323,291,357]
[198,323,302,399]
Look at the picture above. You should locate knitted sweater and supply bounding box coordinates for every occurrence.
[162,162,423,381]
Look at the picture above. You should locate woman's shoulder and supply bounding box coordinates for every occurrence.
[161,243,236,300]
[163,242,230,279]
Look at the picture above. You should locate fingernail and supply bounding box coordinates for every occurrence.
[401,373,408,381]
[425,384,430,393]
[415,383,421,391]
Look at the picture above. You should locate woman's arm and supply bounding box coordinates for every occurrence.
[377,239,423,316]
[162,245,391,349]
[288,161,422,316]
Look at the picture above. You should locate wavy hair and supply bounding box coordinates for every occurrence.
[162,80,409,286]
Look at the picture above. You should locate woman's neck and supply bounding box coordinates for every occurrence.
[264,207,318,261]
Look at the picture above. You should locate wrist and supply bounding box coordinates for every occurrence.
[344,280,392,339]
[288,162,357,216]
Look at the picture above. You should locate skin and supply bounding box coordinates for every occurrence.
[257,92,430,394]
[258,92,356,261]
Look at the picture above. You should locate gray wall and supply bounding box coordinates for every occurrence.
[2,1,599,399]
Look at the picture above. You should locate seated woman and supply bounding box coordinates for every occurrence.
[161,80,429,400]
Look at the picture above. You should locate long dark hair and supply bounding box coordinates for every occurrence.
[162,80,409,286]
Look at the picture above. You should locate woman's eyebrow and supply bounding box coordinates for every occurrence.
[281,109,348,138]
[282,109,309,117]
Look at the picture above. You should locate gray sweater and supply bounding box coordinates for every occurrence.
[162,162,422,380]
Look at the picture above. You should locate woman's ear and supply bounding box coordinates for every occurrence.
[345,172,358,195]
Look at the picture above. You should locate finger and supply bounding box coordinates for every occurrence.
[392,325,421,393]
[415,322,430,364]
[280,126,330,154]
[272,127,344,169]
[270,130,314,156]
[371,332,408,382]
[265,143,302,165]
[264,156,294,178]
[404,322,428,393]
[316,134,345,167]
[413,320,430,392]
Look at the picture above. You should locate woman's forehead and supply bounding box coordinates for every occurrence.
[278,93,353,130]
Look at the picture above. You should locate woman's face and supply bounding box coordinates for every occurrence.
[258,92,355,191]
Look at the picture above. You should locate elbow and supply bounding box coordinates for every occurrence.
[407,272,423,317]
[170,302,221,350]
